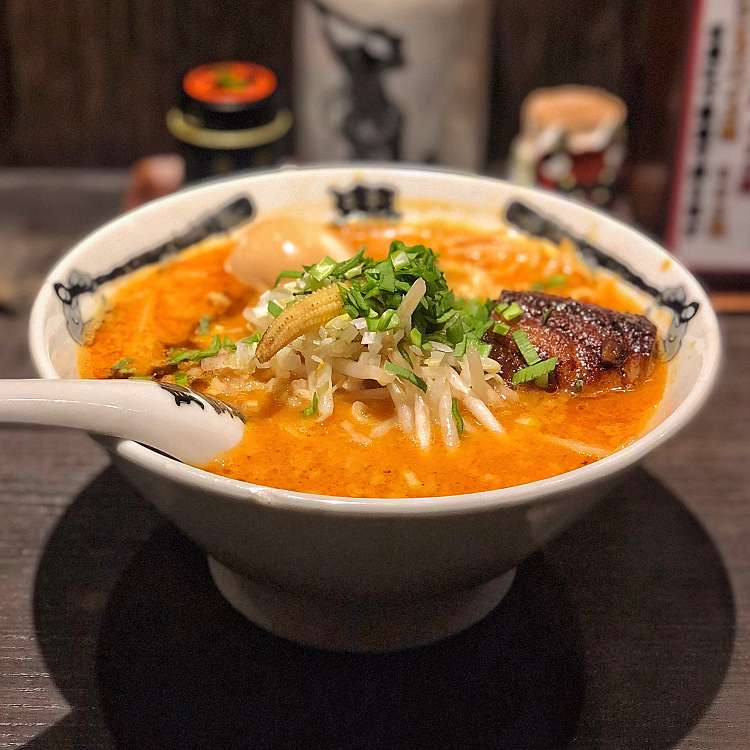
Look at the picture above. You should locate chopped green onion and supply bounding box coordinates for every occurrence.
[362,277,379,296]
[409,328,422,347]
[494,302,509,315]
[541,307,553,325]
[546,274,567,287]
[532,274,567,291]
[397,339,413,367]
[426,332,449,346]
[350,285,370,314]
[197,315,211,335]
[436,309,458,324]
[512,357,558,385]
[344,263,363,279]
[479,319,494,336]
[308,256,338,282]
[377,308,395,331]
[451,397,464,436]
[302,391,319,417]
[375,260,396,292]
[534,373,550,389]
[384,362,427,392]
[446,321,464,345]
[168,334,222,364]
[492,321,510,336]
[502,302,524,321]
[174,372,189,387]
[332,248,366,278]
[391,250,410,270]
[240,332,262,344]
[223,336,236,352]
[267,300,284,318]
[453,339,467,357]
[512,329,541,366]
[167,351,189,365]
[111,357,133,371]
[273,269,304,287]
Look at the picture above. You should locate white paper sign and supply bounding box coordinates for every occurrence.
[668,0,750,273]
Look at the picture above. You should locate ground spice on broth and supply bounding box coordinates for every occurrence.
[78,218,667,498]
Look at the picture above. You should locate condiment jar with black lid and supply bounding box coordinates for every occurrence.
[167,61,292,183]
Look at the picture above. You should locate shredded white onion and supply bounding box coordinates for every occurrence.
[463,395,503,433]
[414,393,431,449]
[541,434,609,458]
[448,369,471,396]
[341,420,372,447]
[388,382,414,434]
[334,359,394,385]
[370,416,398,438]
[486,372,518,402]
[437,384,459,448]
[466,348,489,402]
[397,278,426,323]
[198,277,520,449]
[429,342,453,353]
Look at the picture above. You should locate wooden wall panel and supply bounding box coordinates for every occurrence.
[1,0,293,166]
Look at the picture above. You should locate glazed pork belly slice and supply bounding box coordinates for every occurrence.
[484,290,658,392]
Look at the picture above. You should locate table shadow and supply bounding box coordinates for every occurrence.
[23,466,734,749]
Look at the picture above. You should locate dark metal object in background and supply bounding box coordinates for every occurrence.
[167,62,292,182]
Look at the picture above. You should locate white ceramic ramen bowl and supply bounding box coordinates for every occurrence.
[29,165,720,652]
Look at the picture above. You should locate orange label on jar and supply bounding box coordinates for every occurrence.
[183,62,277,105]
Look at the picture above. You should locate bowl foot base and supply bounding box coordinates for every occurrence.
[208,557,516,652]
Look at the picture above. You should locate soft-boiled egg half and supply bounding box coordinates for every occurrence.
[227,217,352,289]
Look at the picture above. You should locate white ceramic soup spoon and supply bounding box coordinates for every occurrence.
[0,379,245,464]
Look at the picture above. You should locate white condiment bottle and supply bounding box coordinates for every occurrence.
[294,0,492,170]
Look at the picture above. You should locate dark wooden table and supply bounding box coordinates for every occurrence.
[0,170,748,749]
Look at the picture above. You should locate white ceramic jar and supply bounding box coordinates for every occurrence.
[294,0,492,168]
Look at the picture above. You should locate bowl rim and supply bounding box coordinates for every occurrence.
[28,162,722,517]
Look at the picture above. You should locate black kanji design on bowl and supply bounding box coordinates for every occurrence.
[54,196,254,343]
[330,183,399,219]
[505,201,700,359]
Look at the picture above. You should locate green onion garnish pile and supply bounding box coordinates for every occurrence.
[268,240,561,391]
[277,241,497,361]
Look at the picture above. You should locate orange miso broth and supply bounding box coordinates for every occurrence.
[78,216,667,498]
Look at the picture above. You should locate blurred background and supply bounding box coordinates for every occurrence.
[0,0,746,299]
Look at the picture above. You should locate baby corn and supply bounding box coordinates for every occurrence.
[256,283,346,363]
